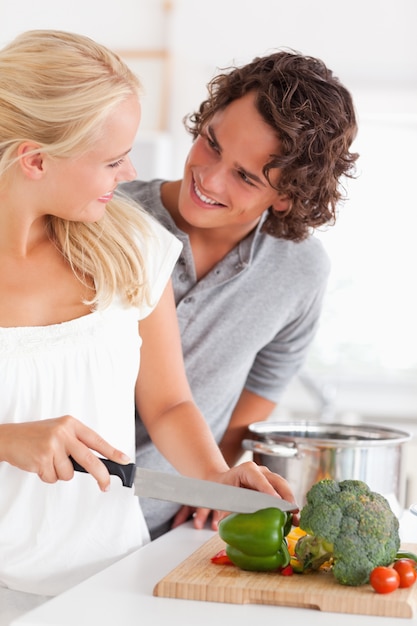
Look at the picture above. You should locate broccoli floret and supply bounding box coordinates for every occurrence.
[295,479,400,586]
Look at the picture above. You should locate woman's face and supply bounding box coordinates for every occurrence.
[178,91,286,235]
[39,95,140,222]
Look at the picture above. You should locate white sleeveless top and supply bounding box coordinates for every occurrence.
[0,215,182,596]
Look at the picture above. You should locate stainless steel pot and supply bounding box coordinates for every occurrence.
[242,421,411,515]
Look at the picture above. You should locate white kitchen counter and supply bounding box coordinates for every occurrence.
[7,511,417,626]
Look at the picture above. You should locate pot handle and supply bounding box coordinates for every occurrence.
[242,439,298,458]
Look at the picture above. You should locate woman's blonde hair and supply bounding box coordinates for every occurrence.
[0,29,151,309]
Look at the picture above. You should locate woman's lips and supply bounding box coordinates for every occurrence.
[97,191,114,203]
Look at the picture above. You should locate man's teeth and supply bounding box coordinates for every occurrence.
[194,183,218,205]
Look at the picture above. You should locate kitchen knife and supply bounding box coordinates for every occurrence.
[71,457,298,513]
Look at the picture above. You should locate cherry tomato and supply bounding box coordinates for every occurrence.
[393,559,417,588]
[369,566,400,594]
[395,558,417,571]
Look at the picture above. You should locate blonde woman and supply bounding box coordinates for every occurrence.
[0,30,296,604]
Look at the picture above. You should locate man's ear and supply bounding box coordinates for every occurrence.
[16,142,46,180]
[271,194,291,213]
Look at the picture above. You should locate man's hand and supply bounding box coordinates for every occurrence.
[172,505,225,531]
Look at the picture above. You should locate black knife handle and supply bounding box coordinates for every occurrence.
[69,456,136,488]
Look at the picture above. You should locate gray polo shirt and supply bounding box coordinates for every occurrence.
[121,179,330,537]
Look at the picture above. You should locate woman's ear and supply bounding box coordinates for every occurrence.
[16,142,45,180]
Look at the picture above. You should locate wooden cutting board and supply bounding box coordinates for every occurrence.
[154,536,417,618]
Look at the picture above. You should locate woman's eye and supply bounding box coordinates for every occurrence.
[109,158,124,168]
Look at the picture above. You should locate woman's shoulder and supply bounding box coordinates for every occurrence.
[114,185,180,254]
[137,207,182,256]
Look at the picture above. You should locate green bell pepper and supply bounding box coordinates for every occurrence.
[218,507,292,572]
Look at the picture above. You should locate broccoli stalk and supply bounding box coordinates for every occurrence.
[294,534,334,571]
[294,479,400,586]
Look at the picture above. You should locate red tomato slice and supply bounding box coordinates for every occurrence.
[393,559,417,588]
[370,566,400,594]
[280,565,294,576]
[211,549,234,565]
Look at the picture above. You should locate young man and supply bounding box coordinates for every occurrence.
[122,49,358,539]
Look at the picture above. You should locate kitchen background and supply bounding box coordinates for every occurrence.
[2,0,417,500]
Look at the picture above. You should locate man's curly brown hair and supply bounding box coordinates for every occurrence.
[184,50,359,242]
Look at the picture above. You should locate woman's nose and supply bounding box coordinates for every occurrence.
[119,156,137,183]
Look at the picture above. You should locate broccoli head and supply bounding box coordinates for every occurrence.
[295,479,400,586]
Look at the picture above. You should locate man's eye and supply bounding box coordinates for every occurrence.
[109,159,124,168]
[206,136,219,152]
[238,170,254,186]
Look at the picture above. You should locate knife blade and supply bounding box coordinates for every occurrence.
[71,458,298,513]
[135,467,298,514]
